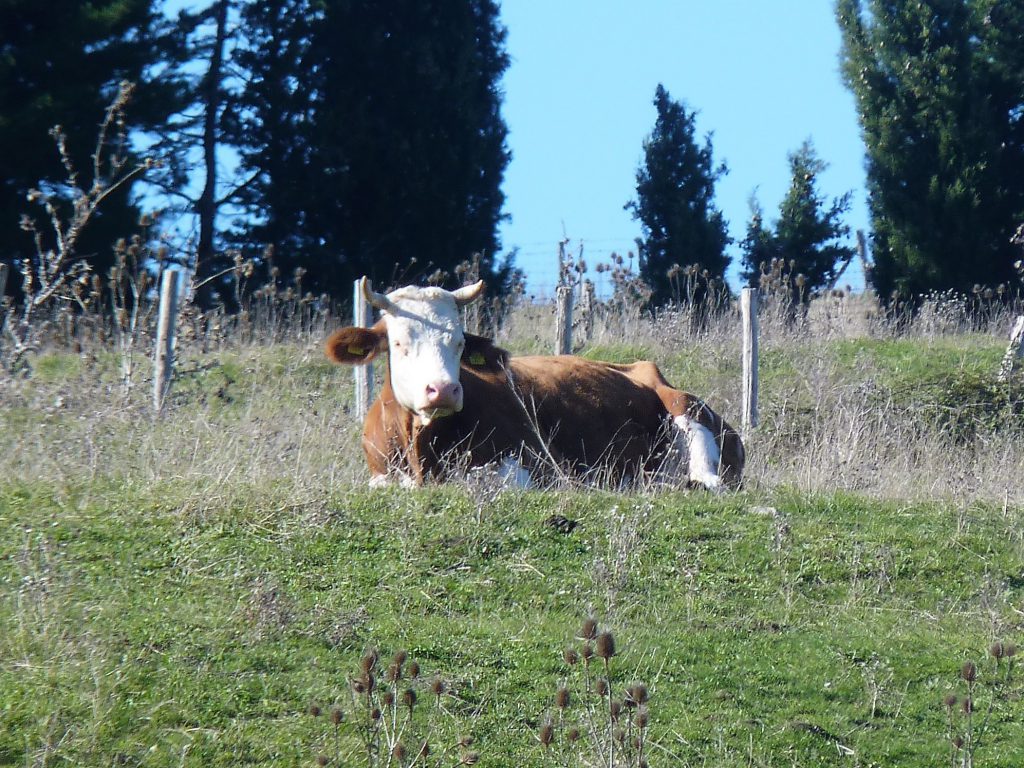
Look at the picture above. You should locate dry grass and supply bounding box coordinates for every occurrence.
[2,288,1023,508]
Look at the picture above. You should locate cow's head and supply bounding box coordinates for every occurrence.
[326,277,486,425]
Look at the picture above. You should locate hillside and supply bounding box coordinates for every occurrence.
[2,297,1023,766]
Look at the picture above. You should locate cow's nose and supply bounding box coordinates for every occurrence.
[424,381,462,409]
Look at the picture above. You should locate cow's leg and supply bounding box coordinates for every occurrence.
[498,456,533,489]
[368,472,419,489]
[654,385,743,491]
[674,415,724,493]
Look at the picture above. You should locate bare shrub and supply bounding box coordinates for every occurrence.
[0,82,154,370]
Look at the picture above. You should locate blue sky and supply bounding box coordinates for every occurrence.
[497,1,869,294]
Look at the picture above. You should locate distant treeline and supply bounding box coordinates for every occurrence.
[0,0,1022,310]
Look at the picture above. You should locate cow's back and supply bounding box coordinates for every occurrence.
[507,356,671,478]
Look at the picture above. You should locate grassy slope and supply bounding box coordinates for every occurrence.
[2,480,1022,767]
[2,328,1023,766]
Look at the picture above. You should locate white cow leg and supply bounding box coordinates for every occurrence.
[368,472,419,489]
[674,415,724,493]
[498,457,533,489]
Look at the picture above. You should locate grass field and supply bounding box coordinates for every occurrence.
[2,296,1023,766]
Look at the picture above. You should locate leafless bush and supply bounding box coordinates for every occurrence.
[0,81,154,370]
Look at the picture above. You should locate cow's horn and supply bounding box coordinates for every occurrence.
[361,277,395,312]
[451,280,485,306]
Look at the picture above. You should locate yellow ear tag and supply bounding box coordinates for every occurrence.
[469,352,486,366]
[347,345,365,356]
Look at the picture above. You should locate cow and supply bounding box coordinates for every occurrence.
[325,278,744,491]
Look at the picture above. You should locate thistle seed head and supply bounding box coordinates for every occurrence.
[626,682,649,706]
[556,686,570,709]
[360,649,379,675]
[961,661,977,682]
[402,688,417,711]
[581,618,598,640]
[539,721,555,747]
[595,632,616,660]
[563,647,579,666]
[431,677,448,698]
[308,703,322,717]
[330,706,343,725]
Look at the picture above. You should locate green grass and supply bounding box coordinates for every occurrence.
[3,317,1023,766]
[2,480,1021,767]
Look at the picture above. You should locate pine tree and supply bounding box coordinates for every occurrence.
[837,0,1024,299]
[0,0,172,301]
[742,141,854,299]
[739,199,777,287]
[627,84,730,307]
[227,0,511,300]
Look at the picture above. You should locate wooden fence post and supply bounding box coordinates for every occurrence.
[153,269,181,412]
[555,285,573,355]
[578,280,595,346]
[353,279,374,419]
[998,315,1024,382]
[741,287,759,433]
[0,262,8,299]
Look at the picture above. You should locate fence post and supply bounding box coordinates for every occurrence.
[153,269,181,412]
[578,280,595,346]
[353,279,374,419]
[741,287,759,433]
[0,263,8,299]
[555,285,573,355]
[998,315,1024,382]
[855,229,871,290]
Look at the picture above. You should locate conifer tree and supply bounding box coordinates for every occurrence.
[627,84,730,307]
[0,0,172,301]
[837,0,1024,298]
[228,0,511,300]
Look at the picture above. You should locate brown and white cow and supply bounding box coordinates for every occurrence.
[326,278,744,490]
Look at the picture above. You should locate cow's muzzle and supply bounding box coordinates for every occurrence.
[419,381,463,420]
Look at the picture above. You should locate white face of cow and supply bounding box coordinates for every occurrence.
[370,281,484,425]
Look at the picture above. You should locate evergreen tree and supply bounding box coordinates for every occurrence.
[739,199,777,286]
[837,0,1024,299]
[627,84,730,307]
[228,0,511,300]
[0,0,173,301]
[742,141,854,298]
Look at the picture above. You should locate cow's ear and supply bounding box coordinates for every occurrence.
[325,322,386,365]
[462,333,508,370]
